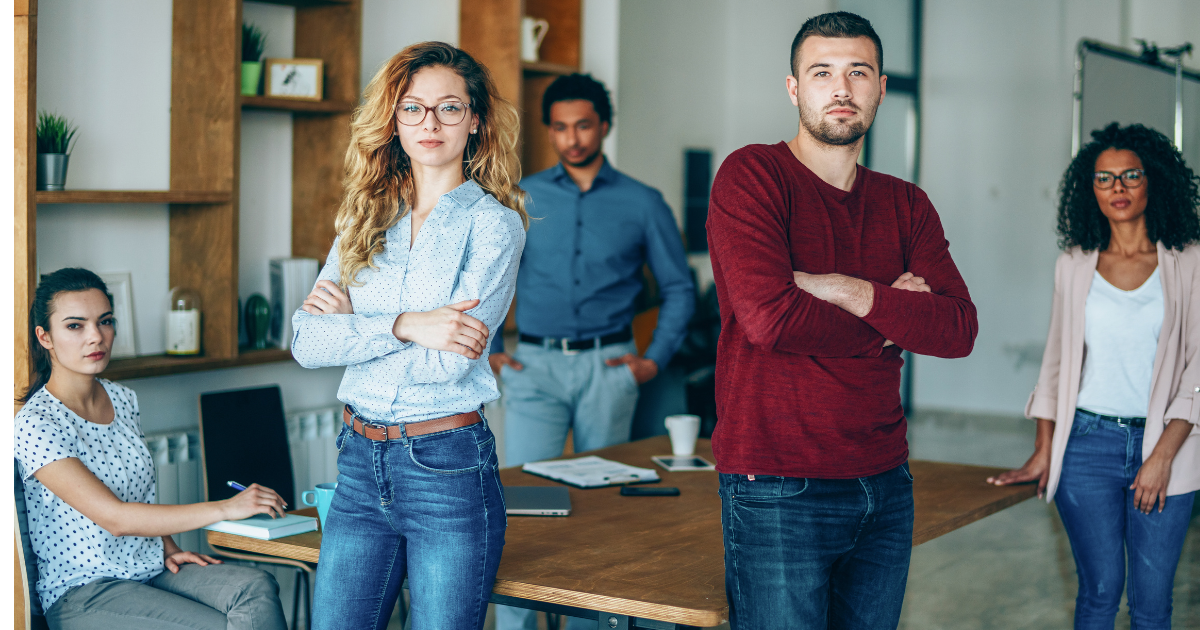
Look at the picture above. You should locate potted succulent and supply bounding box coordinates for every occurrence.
[242,23,267,96]
[36,111,78,191]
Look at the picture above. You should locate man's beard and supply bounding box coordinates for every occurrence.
[563,145,603,168]
[798,98,878,147]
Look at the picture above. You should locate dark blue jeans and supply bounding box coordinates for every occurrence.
[310,418,506,630]
[1056,409,1195,630]
[719,463,914,630]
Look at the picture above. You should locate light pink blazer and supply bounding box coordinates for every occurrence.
[1026,243,1200,501]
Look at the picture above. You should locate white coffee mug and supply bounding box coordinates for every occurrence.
[664,414,701,456]
[521,17,549,62]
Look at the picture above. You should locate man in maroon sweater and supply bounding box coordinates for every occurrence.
[707,12,977,630]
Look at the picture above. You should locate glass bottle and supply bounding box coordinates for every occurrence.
[166,287,202,355]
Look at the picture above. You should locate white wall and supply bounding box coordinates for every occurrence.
[914,0,1200,415]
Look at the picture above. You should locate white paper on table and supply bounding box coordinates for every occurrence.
[522,456,660,488]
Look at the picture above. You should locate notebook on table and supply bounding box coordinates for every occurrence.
[203,513,318,540]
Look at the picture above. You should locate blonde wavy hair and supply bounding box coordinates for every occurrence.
[335,41,528,288]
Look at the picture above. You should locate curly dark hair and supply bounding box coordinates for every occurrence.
[1056,122,1200,251]
[540,73,612,126]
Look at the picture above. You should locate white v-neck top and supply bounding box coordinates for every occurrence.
[1076,267,1164,418]
[14,380,163,611]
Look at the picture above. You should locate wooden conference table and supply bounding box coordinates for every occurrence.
[207,435,1036,629]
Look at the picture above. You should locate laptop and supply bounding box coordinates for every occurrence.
[504,486,572,516]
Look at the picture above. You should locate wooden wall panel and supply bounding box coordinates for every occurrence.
[15,14,37,398]
[293,1,361,262]
[521,73,559,175]
[459,0,521,105]
[170,0,239,359]
[525,0,581,68]
[292,114,348,261]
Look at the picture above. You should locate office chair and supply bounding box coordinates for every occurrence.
[15,460,50,630]
[198,385,313,630]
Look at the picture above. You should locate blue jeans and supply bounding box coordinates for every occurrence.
[719,464,914,630]
[1056,409,1195,630]
[310,417,506,630]
[497,340,640,630]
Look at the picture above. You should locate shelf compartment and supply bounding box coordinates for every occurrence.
[35,190,233,204]
[241,95,356,113]
[250,0,352,7]
[101,348,294,381]
[522,61,579,76]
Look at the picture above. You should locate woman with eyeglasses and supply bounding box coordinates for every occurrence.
[990,122,1200,629]
[291,41,526,630]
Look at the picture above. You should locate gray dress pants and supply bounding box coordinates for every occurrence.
[45,563,287,630]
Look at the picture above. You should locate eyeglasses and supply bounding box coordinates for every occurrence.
[394,100,471,126]
[1093,168,1146,189]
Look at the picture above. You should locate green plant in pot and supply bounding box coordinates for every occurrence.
[242,23,267,96]
[36,111,78,191]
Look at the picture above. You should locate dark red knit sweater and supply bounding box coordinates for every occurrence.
[707,142,977,479]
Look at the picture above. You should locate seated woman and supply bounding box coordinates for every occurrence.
[15,267,290,630]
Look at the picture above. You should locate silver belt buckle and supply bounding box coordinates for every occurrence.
[561,338,580,356]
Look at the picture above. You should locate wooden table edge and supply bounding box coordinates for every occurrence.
[205,531,320,564]
[912,483,1038,546]
[494,579,727,627]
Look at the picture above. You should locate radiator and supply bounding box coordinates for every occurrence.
[143,407,342,555]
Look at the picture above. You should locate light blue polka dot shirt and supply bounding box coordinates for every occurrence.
[291,180,526,424]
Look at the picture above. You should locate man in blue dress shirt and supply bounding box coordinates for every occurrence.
[490,71,694,630]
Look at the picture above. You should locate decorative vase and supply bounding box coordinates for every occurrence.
[241,61,263,96]
[244,293,272,350]
[166,287,202,355]
[36,153,69,191]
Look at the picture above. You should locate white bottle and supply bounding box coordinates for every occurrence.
[166,287,201,355]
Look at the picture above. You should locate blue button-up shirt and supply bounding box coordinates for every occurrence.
[490,159,694,369]
[292,180,526,424]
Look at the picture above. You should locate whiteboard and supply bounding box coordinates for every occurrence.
[1077,40,1199,171]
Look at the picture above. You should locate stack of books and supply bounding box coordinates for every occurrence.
[270,258,319,349]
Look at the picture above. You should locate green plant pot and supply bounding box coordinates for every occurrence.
[241,61,263,96]
[36,153,69,191]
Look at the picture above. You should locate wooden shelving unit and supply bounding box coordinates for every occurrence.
[460,0,582,177]
[241,95,356,113]
[100,348,294,381]
[14,0,361,391]
[35,190,233,204]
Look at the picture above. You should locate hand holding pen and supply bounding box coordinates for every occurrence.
[222,480,288,520]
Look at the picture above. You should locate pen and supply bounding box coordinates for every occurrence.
[227,480,247,491]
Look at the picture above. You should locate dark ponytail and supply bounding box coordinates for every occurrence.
[20,268,114,403]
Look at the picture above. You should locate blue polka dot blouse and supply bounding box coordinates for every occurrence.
[290,180,526,424]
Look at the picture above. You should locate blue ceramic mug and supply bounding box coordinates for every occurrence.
[301,482,338,529]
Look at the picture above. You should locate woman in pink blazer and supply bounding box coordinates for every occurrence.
[990,123,1200,629]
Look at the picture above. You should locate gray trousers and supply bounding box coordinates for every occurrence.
[45,563,287,630]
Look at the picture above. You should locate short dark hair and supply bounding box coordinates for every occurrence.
[541,73,612,126]
[1057,122,1200,251]
[790,12,883,77]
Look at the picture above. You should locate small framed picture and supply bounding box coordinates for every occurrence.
[97,272,138,359]
[265,58,324,101]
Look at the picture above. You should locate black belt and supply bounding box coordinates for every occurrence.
[518,329,633,353]
[1078,408,1146,428]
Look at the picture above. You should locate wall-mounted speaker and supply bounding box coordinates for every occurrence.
[683,149,712,253]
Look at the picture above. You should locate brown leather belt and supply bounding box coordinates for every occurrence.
[342,405,481,441]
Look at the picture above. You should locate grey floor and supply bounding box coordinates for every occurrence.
[375,409,1199,629]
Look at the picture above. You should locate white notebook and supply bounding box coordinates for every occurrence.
[522,456,660,488]
[203,513,317,540]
